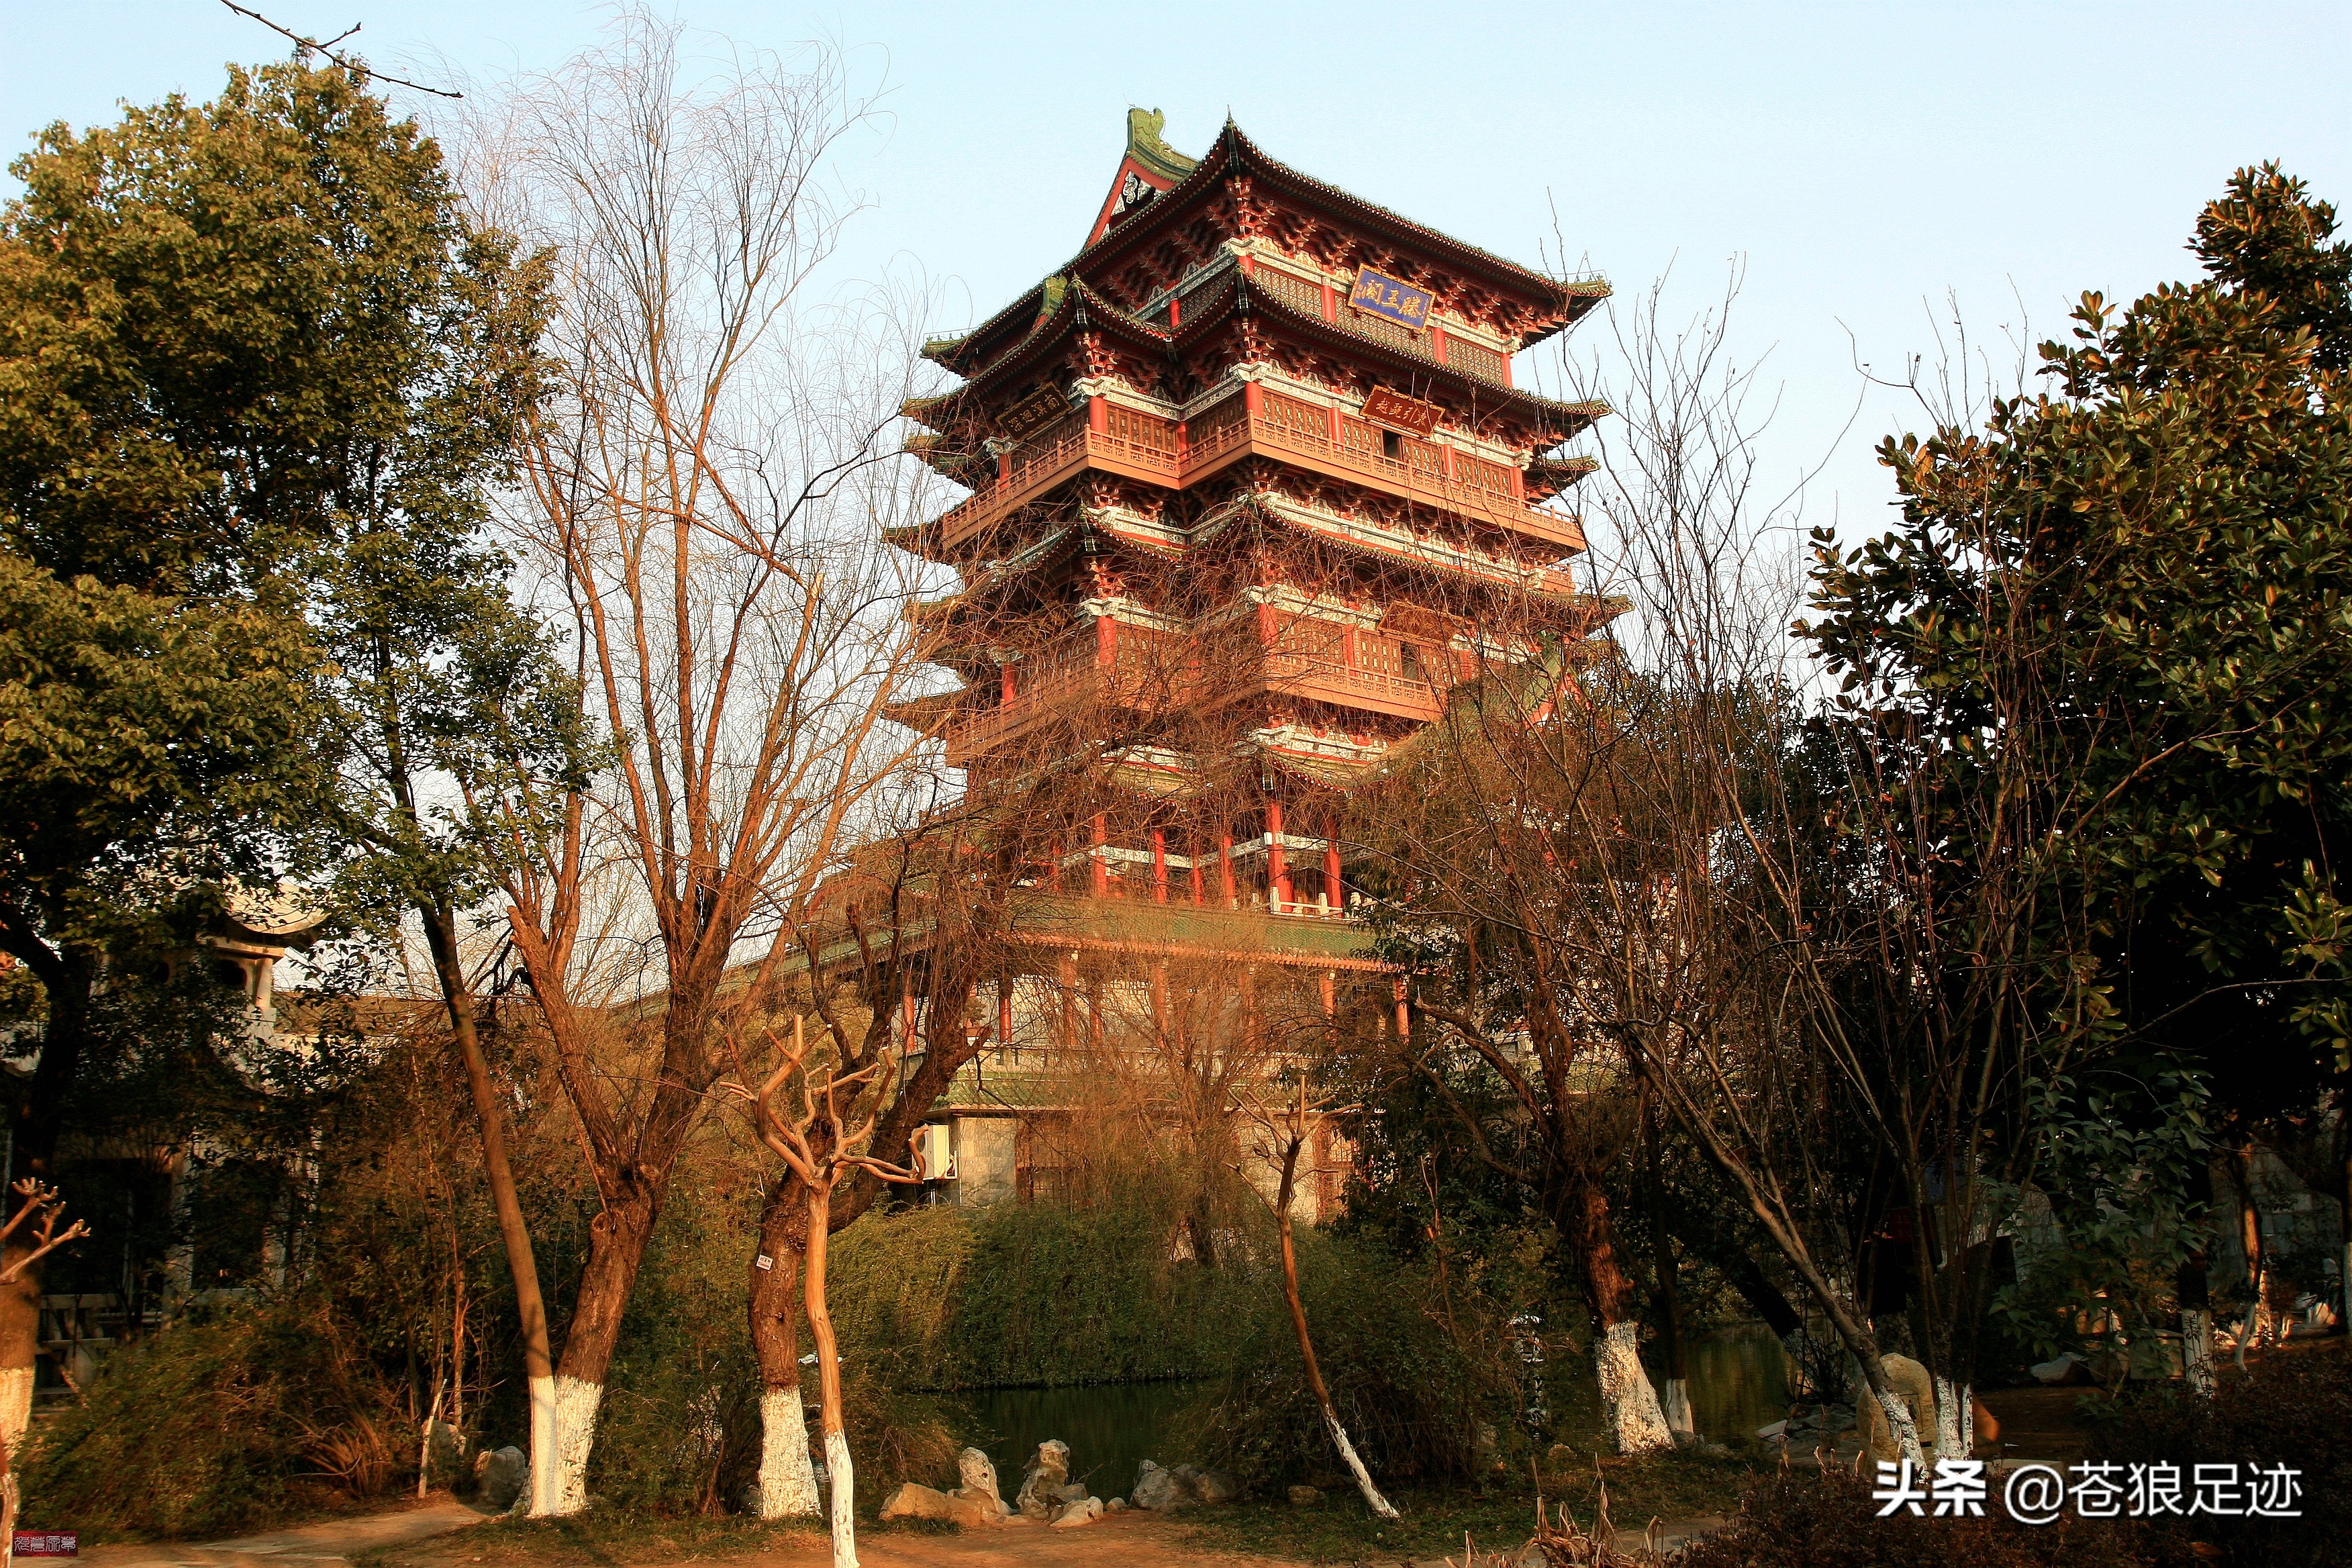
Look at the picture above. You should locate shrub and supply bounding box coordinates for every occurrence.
[1675,1467,2192,1568]
[2086,1345,2352,1568]
[1167,1227,1508,1489]
[22,1296,404,1540]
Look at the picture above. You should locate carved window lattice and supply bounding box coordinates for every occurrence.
[1261,390,1330,448]
[1189,392,1248,457]
[1442,334,1508,385]
[1342,307,1432,360]
[1255,264,1327,320]
[1459,454,1515,498]
[1177,267,1236,326]
[1104,403,1177,461]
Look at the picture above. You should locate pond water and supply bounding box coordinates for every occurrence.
[1679,1322,1793,1438]
[952,1325,1793,1494]
[959,1380,1197,1502]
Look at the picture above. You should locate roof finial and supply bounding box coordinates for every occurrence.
[1125,107,1197,181]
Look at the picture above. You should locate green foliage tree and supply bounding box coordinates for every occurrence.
[0,58,558,1430]
[1803,163,2352,1334]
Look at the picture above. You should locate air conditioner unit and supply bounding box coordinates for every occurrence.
[912,1123,956,1182]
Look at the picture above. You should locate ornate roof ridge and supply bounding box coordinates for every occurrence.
[1231,272,1611,434]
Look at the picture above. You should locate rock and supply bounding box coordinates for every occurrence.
[2030,1352,2089,1386]
[1016,1439,1072,1520]
[950,1446,1009,1524]
[1050,1496,1103,1528]
[1105,1498,1127,1512]
[474,1445,526,1512]
[1698,1442,1732,1460]
[881,1482,958,1522]
[1754,1420,1788,1441]
[1544,1441,1576,1472]
[1288,1484,1323,1507]
[1055,1481,1089,1504]
[1130,1459,1187,1510]
[1194,1469,1241,1505]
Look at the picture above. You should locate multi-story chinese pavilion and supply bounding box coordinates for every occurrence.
[885,110,1613,1206]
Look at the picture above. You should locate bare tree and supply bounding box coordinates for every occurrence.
[0,1181,87,1568]
[465,10,942,1510]
[1234,1077,1398,1520]
[729,1017,922,1568]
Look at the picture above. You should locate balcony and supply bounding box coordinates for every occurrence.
[928,393,1586,558]
[1261,652,1444,723]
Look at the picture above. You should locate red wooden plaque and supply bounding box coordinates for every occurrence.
[996,385,1070,440]
[1360,386,1442,438]
[14,1532,79,1558]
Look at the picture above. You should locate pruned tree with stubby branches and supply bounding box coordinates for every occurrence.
[728,1016,923,1568]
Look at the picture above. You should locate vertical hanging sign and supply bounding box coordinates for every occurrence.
[1346,267,1434,330]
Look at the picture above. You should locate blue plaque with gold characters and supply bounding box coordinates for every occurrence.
[1346,267,1433,331]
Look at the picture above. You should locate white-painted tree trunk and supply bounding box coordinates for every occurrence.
[0,1367,31,1461]
[1659,1377,1695,1442]
[757,1387,821,1519]
[2182,1310,2214,1396]
[1932,1375,1969,1459]
[526,1373,560,1515]
[1320,1410,1400,1520]
[823,1428,858,1568]
[1593,1320,1675,1455]
[1875,1385,1926,1468]
[550,1375,602,1516]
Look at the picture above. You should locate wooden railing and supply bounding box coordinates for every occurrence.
[932,391,1583,555]
[1263,653,1445,722]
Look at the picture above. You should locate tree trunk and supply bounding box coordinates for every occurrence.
[422,908,558,1515]
[749,1177,818,1519]
[1641,1116,1693,1443]
[802,1183,857,1568]
[1273,1144,1398,1520]
[2178,1250,2214,1396]
[548,1194,658,1514]
[2228,1146,2271,1358]
[1557,1183,1673,1455]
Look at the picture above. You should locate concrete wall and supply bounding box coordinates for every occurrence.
[953,1116,1019,1207]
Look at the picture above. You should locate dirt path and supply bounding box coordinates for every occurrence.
[87,1500,493,1568]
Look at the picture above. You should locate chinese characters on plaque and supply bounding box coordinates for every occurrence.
[995,385,1070,441]
[1347,266,1434,330]
[1871,1460,2302,1523]
[1359,386,1443,438]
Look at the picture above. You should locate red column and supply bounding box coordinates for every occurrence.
[1320,278,1336,321]
[1502,342,1514,388]
[1393,977,1411,1040]
[1097,614,1118,666]
[998,983,1015,1059]
[1320,971,1336,1018]
[997,448,1012,484]
[1244,381,1263,421]
[1089,395,1108,434]
[1325,838,1344,915]
[1152,828,1168,904]
[1267,798,1290,913]
[1218,828,1237,909]
[1001,663,1016,703]
[1091,813,1110,899]
[1432,322,1448,365]
[1057,952,1080,1052]
[1169,291,1181,329]
[1326,403,1342,448]
[1189,843,1206,905]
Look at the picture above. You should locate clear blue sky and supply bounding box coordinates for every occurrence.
[7,1,2349,536]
